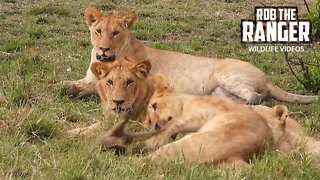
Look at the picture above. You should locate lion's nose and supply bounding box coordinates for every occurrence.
[99,47,110,52]
[113,99,124,106]
[155,123,161,130]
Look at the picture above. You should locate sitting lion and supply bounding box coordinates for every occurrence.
[64,7,318,104]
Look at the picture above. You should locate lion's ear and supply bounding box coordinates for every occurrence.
[152,75,172,95]
[122,11,137,29]
[274,105,289,126]
[85,7,102,26]
[90,62,111,80]
[133,60,151,79]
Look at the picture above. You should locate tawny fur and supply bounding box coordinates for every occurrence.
[144,80,320,162]
[96,119,158,154]
[67,59,155,137]
[143,81,278,165]
[64,7,318,104]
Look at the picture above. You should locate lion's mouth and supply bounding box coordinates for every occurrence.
[96,54,116,62]
[112,107,129,114]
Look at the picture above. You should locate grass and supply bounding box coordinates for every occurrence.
[0,0,320,179]
[28,4,70,17]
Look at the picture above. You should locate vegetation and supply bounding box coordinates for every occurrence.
[297,2,320,93]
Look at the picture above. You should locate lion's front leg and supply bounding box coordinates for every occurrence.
[145,115,206,150]
[67,122,103,137]
[63,79,96,98]
[64,48,100,97]
[145,130,171,150]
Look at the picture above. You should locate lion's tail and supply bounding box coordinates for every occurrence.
[267,81,318,104]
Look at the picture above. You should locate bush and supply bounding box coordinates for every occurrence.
[297,3,320,93]
[307,2,320,40]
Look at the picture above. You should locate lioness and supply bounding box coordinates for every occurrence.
[64,7,318,104]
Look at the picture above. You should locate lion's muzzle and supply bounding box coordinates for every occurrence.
[96,54,116,62]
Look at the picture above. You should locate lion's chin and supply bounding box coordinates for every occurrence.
[96,54,116,62]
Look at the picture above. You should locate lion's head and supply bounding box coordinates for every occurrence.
[84,7,137,62]
[143,76,182,130]
[91,59,151,115]
[251,105,291,146]
[265,105,288,143]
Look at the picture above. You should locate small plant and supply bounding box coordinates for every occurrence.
[1,39,35,53]
[28,27,47,39]
[22,112,55,141]
[8,80,32,107]
[298,58,320,93]
[36,17,49,24]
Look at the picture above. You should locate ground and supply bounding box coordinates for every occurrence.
[0,0,320,179]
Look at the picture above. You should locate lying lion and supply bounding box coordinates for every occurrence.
[141,77,320,160]
[63,7,318,104]
[97,103,319,165]
[67,60,306,138]
[143,76,286,152]
[95,103,289,165]
[67,59,156,136]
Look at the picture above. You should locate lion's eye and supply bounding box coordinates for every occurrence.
[151,103,157,111]
[126,79,134,86]
[95,29,101,35]
[107,79,113,86]
[112,31,120,37]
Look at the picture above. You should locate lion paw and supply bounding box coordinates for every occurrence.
[67,127,93,137]
[145,135,170,150]
[63,80,95,98]
[66,84,83,98]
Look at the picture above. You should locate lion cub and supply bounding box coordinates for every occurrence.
[143,77,320,162]
[139,76,284,164]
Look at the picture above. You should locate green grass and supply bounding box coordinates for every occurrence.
[28,4,70,17]
[0,0,319,179]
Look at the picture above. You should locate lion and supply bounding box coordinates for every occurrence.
[67,59,155,137]
[143,77,281,151]
[64,7,318,104]
[141,78,319,162]
[90,59,153,115]
[96,103,320,165]
[143,76,305,136]
[95,118,159,155]
[95,101,288,165]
